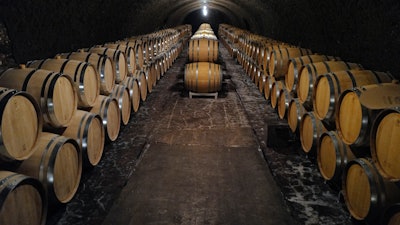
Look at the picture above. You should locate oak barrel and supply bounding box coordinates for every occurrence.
[26,58,100,108]
[89,95,121,142]
[57,51,115,95]
[61,110,104,166]
[300,111,327,154]
[88,47,128,83]
[103,43,136,74]
[336,83,400,147]
[269,47,312,78]
[371,108,400,181]
[277,88,292,119]
[343,158,400,222]
[297,61,363,109]
[132,70,148,101]
[188,37,219,63]
[270,80,285,109]
[0,87,41,161]
[0,171,47,225]
[263,75,276,100]
[17,132,82,204]
[313,70,393,127]
[288,98,307,133]
[0,67,77,128]
[317,131,355,183]
[110,84,131,125]
[286,54,341,93]
[121,76,141,113]
[184,62,222,93]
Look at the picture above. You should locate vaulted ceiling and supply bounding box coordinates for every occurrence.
[0,0,399,77]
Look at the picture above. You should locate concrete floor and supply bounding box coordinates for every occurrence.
[50,44,356,225]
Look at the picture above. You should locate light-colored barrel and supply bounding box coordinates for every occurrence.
[336,83,400,147]
[0,171,47,225]
[122,76,141,113]
[300,111,327,154]
[142,65,155,93]
[0,67,77,128]
[297,61,363,109]
[317,131,355,183]
[26,58,100,108]
[269,47,312,78]
[184,62,222,93]
[313,70,394,127]
[258,74,267,94]
[288,98,307,133]
[264,76,276,100]
[17,132,82,204]
[110,84,131,125]
[88,47,128,83]
[343,158,400,223]
[61,110,104,166]
[57,51,115,95]
[132,70,148,101]
[188,38,219,62]
[123,40,144,71]
[277,88,292,119]
[286,55,341,93]
[0,88,41,161]
[371,108,400,181]
[89,95,121,142]
[270,80,285,109]
[103,43,136,74]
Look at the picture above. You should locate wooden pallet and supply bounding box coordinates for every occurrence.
[189,91,218,99]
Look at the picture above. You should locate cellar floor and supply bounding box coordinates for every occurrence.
[50,45,355,225]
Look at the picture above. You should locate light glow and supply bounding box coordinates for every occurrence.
[202,5,208,16]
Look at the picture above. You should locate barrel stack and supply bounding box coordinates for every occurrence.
[0,24,192,224]
[185,23,222,99]
[219,23,400,225]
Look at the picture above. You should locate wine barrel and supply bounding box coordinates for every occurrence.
[277,88,292,119]
[300,111,327,155]
[258,74,267,94]
[110,84,131,125]
[270,80,285,109]
[343,158,400,223]
[188,37,219,62]
[88,47,128,83]
[269,47,312,78]
[286,54,341,93]
[89,95,121,142]
[371,108,400,181]
[123,40,144,71]
[258,44,291,74]
[17,132,82,204]
[103,43,136,74]
[0,87,41,161]
[288,98,307,133]
[297,61,363,110]
[132,70,148,101]
[184,62,222,93]
[317,131,355,183]
[142,65,155,93]
[57,51,115,95]
[0,67,77,128]
[336,83,400,147]
[121,76,141,113]
[61,110,104,166]
[264,76,276,100]
[26,58,100,108]
[0,171,46,225]
[313,70,393,128]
